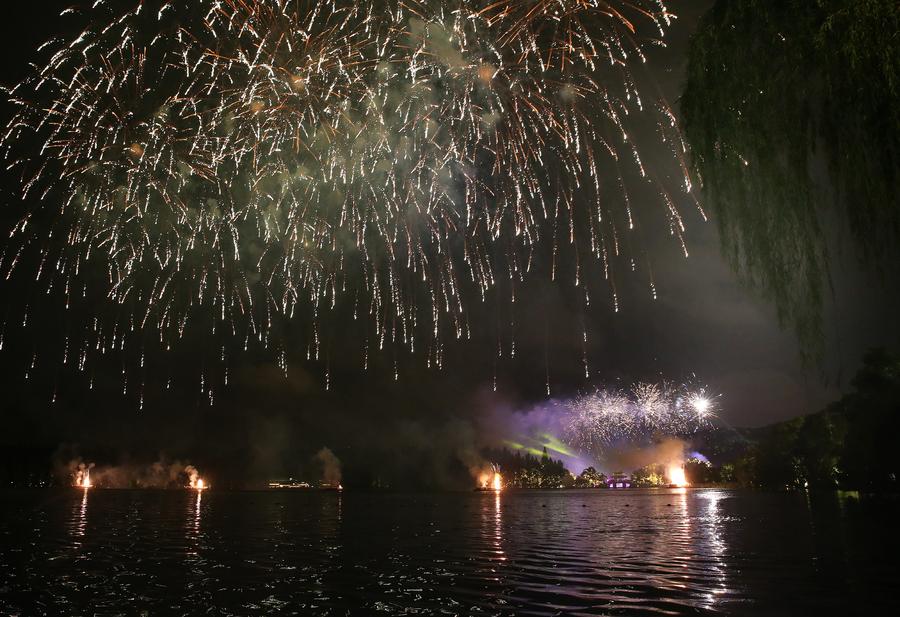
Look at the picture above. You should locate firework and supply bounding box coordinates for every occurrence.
[1,1,696,399]
[564,381,716,455]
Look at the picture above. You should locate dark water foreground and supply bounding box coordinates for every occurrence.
[0,488,897,615]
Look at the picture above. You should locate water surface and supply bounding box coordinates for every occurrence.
[1,489,896,615]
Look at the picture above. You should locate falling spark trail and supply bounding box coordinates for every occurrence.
[1,0,696,397]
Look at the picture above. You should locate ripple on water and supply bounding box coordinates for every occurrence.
[0,488,897,615]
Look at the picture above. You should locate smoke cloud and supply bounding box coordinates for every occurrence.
[314,447,342,488]
[602,437,687,473]
[58,456,205,489]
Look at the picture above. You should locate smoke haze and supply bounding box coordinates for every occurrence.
[315,447,342,487]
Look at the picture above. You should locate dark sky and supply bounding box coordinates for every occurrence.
[1,1,897,486]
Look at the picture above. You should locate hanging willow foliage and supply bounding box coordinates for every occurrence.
[681,0,900,360]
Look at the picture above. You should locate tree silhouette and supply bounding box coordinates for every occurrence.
[682,0,900,358]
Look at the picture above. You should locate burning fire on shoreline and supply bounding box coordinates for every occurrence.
[187,466,207,490]
[66,460,208,489]
[75,467,91,489]
[667,464,689,488]
[478,465,503,491]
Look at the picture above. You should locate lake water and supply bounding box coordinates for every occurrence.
[0,488,896,615]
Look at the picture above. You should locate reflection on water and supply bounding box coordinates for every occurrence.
[491,490,505,563]
[186,489,203,560]
[0,489,897,615]
[70,488,89,548]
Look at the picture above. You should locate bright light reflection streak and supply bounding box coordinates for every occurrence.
[493,490,506,563]
[697,490,729,609]
[75,488,89,545]
[187,489,203,559]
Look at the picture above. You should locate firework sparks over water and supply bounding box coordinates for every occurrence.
[0,0,698,400]
[564,380,716,455]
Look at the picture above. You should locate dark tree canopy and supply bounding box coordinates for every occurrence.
[730,348,900,491]
[682,0,900,358]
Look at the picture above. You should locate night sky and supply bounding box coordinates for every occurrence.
[1,1,897,487]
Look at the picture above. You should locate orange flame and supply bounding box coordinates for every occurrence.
[667,464,688,488]
[477,466,503,491]
[75,467,91,489]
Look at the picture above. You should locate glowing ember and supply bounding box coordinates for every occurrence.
[668,465,689,488]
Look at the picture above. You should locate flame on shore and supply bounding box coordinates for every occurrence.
[186,466,207,490]
[667,464,688,488]
[478,467,503,491]
[76,468,91,489]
